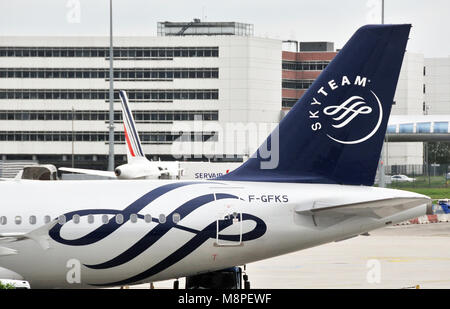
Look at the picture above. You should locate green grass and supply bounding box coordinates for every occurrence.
[386,175,450,200]
[388,187,450,200]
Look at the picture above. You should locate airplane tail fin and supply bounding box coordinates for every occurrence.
[218,24,411,186]
[119,90,145,162]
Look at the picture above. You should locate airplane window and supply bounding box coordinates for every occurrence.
[73,214,80,224]
[29,215,36,225]
[116,214,124,224]
[44,215,51,224]
[88,215,94,224]
[159,214,166,224]
[130,214,138,223]
[15,216,22,225]
[58,215,66,225]
[144,214,152,223]
[0,216,6,225]
[102,215,109,224]
[172,213,181,224]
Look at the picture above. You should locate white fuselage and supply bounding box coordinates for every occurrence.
[0,180,426,288]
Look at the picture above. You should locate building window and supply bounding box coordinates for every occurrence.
[434,122,449,133]
[282,79,315,90]
[282,60,331,71]
[0,89,219,102]
[0,47,219,59]
[282,98,298,109]
[387,125,397,134]
[0,68,219,80]
[417,122,431,133]
[399,124,414,134]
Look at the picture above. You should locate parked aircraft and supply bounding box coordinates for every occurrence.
[0,24,431,288]
[59,90,182,180]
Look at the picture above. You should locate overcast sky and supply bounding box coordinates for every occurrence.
[1,0,449,57]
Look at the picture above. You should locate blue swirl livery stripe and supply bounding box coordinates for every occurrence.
[85,193,229,270]
[49,181,204,246]
[47,180,267,287]
[91,212,266,286]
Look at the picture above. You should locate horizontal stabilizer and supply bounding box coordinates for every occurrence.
[295,197,431,219]
[59,167,116,178]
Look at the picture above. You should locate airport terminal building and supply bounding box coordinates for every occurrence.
[0,20,449,174]
[0,21,281,170]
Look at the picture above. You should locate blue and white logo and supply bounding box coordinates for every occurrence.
[309,75,383,145]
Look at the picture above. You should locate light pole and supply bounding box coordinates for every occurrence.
[108,0,115,171]
[378,0,386,187]
[72,106,75,168]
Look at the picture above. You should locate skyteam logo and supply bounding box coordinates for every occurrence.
[309,75,383,145]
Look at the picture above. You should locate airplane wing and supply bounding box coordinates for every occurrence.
[295,197,431,230]
[295,197,431,219]
[59,167,116,178]
[0,220,59,251]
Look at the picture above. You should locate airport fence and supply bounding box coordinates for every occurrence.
[385,163,450,189]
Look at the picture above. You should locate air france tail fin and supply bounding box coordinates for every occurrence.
[219,24,411,186]
[119,90,145,162]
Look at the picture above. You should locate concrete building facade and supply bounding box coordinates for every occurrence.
[0,20,448,174]
[387,52,426,167]
[0,33,281,169]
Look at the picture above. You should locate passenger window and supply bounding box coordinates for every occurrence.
[130,214,138,223]
[159,214,166,224]
[87,215,94,224]
[172,213,181,224]
[29,215,37,225]
[102,215,109,224]
[44,215,51,224]
[15,216,22,225]
[144,214,152,223]
[116,214,124,224]
[0,216,7,225]
[58,215,66,225]
[73,214,80,224]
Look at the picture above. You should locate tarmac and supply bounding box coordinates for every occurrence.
[127,223,450,289]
